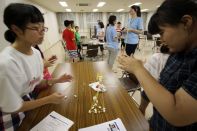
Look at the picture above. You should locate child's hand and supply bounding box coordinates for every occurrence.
[56,73,73,83]
[44,55,57,68]
[48,55,57,61]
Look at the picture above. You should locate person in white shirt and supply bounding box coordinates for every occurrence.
[140,45,170,115]
[0,3,72,131]
[97,21,105,54]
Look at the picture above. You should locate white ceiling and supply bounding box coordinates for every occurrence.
[29,0,164,13]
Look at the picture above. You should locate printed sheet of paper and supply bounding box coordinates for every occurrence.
[89,82,106,92]
[78,118,127,131]
[30,111,74,131]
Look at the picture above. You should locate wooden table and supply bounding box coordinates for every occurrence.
[18,61,149,131]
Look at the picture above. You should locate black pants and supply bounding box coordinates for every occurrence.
[99,39,104,52]
[125,44,138,56]
[77,44,82,59]
[121,38,125,49]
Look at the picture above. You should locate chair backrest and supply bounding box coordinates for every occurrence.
[80,36,86,43]
[143,30,148,35]
[119,77,140,92]
[156,39,162,46]
[86,45,98,57]
[146,33,153,40]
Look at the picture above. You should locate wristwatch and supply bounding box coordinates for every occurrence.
[46,80,53,86]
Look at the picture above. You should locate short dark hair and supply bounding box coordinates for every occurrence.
[117,22,121,24]
[108,15,116,26]
[64,20,70,27]
[148,0,197,34]
[131,5,141,17]
[98,21,104,28]
[3,3,44,43]
[75,26,79,29]
[70,20,74,27]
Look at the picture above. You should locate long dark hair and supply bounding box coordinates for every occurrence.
[148,0,197,34]
[108,15,116,26]
[3,3,44,43]
[64,20,70,27]
[131,5,141,17]
[98,21,104,28]
[34,45,44,58]
[104,24,109,42]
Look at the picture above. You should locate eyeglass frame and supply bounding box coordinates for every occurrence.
[25,26,48,32]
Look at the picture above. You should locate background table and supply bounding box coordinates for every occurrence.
[18,61,149,131]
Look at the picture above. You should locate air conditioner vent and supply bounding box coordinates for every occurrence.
[76,3,89,6]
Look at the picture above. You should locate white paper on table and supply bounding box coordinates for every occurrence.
[89,82,106,92]
[30,111,74,131]
[78,118,127,131]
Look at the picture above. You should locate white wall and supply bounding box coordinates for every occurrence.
[0,0,9,52]
[0,0,60,52]
[145,11,155,30]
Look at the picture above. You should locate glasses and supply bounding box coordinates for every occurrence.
[25,26,48,32]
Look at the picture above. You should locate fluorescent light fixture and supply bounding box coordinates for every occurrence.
[128,2,142,7]
[97,2,106,7]
[65,9,72,12]
[93,9,98,12]
[116,9,125,12]
[59,1,68,7]
[141,9,149,12]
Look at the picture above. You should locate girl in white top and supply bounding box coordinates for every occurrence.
[97,21,105,54]
[0,3,72,131]
[139,45,170,115]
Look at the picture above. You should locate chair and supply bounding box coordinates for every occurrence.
[119,71,141,96]
[146,33,158,50]
[137,31,148,51]
[81,43,88,56]
[86,45,99,61]
[155,38,162,47]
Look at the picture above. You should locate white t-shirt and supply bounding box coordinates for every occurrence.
[0,46,43,113]
[97,28,105,41]
[144,53,169,80]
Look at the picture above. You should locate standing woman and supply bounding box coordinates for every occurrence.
[105,15,118,68]
[0,3,72,130]
[124,5,143,56]
[97,21,105,55]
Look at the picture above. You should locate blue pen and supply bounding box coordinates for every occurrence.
[50,115,68,125]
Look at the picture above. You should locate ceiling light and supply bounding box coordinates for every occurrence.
[97,2,106,7]
[93,9,98,12]
[65,9,72,12]
[59,1,68,7]
[141,9,149,12]
[116,9,125,12]
[128,2,142,7]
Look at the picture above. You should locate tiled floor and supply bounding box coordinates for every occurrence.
[66,39,156,119]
